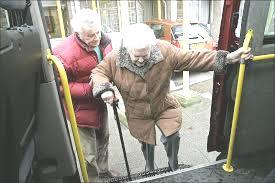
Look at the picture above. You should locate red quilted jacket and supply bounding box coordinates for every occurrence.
[53,33,112,128]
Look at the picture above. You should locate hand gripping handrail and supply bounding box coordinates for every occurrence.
[47,49,89,183]
[223,29,253,173]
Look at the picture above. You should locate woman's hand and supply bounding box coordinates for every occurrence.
[226,47,253,64]
[101,91,116,104]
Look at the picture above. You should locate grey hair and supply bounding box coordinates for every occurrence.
[123,23,157,50]
[71,9,101,34]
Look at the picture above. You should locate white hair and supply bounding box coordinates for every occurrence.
[71,9,101,34]
[123,23,157,50]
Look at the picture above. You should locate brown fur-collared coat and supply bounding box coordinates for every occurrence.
[91,40,228,145]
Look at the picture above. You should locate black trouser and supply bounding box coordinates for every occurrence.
[141,131,180,171]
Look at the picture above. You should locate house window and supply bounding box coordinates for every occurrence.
[43,6,61,38]
[189,1,199,22]
[150,24,164,39]
[42,1,70,38]
[177,0,199,22]
[136,1,144,23]
[128,1,137,24]
[177,1,183,19]
[128,0,144,24]
[99,0,120,32]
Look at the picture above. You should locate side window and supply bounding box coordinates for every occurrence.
[150,24,164,39]
[0,7,9,28]
[235,0,245,38]
[42,4,65,39]
[263,0,274,44]
[44,15,55,39]
[264,0,274,36]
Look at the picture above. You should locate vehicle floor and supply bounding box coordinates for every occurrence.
[136,150,275,183]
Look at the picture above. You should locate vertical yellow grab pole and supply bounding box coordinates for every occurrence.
[92,0,97,12]
[96,0,100,14]
[56,0,66,38]
[157,0,162,19]
[223,29,253,172]
[47,50,89,183]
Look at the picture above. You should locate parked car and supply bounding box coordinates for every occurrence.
[102,24,113,33]
[145,19,217,50]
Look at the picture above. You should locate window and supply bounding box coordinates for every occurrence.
[136,2,144,23]
[264,0,274,36]
[177,0,200,21]
[99,0,120,32]
[128,1,136,24]
[0,7,26,28]
[0,8,9,28]
[235,0,245,38]
[150,24,164,39]
[128,0,144,24]
[43,6,62,38]
[263,0,274,44]
[42,1,70,38]
[177,1,183,19]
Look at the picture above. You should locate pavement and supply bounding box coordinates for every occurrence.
[106,71,220,176]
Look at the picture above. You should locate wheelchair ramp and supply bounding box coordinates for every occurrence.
[105,164,191,183]
[133,150,275,183]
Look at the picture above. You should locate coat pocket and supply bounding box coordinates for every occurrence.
[164,94,180,109]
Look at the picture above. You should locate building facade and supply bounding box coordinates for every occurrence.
[41,0,223,40]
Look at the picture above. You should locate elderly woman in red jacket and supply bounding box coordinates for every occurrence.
[53,9,115,179]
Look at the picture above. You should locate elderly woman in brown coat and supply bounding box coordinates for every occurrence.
[90,23,252,171]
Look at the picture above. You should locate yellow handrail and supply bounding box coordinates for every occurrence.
[252,54,275,62]
[56,0,66,38]
[46,50,89,183]
[223,29,253,173]
[92,0,97,11]
[157,0,162,19]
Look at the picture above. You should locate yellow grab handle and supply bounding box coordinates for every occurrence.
[252,54,275,62]
[241,30,253,57]
[47,50,89,183]
[223,29,253,173]
[56,0,66,38]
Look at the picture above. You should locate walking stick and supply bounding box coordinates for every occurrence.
[112,100,132,181]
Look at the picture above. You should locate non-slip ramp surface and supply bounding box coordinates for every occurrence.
[134,150,275,183]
